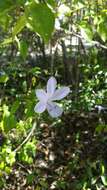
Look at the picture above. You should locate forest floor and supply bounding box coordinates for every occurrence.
[3,111,107,190]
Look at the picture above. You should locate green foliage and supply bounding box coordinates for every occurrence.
[0,145,16,176]
[0,0,107,189]
[79,22,93,41]
[0,0,14,13]
[0,73,9,83]
[19,40,28,59]
[1,104,17,133]
[12,15,26,38]
[25,2,55,42]
[97,17,107,42]
[18,140,36,164]
[0,0,55,44]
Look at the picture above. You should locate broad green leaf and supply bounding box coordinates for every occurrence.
[12,15,26,38]
[0,0,13,12]
[3,114,16,133]
[97,22,107,42]
[25,2,55,42]
[2,105,16,133]
[80,23,93,41]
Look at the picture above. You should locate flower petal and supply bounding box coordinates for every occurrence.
[47,102,63,118]
[36,89,47,102]
[47,77,57,95]
[51,87,70,101]
[34,101,46,113]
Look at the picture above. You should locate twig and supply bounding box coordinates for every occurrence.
[72,32,107,50]
[17,162,31,174]
[14,122,36,152]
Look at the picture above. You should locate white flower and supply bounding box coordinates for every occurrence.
[34,77,70,118]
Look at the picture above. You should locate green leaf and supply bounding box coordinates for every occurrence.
[27,173,35,184]
[0,73,9,83]
[97,22,107,42]
[25,2,55,42]
[19,40,28,59]
[101,175,107,186]
[0,0,13,13]
[0,14,11,31]
[2,105,16,133]
[12,14,26,38]
[15,0,26,6]
[3,114,16,133]
[15,37,28,59]
[47,0,56,7]
[0,38,13,46]
[80,23,93,41]
[29,67,41,75]
[10,101,20,114]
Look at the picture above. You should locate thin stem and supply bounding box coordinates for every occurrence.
[14,122,36,152]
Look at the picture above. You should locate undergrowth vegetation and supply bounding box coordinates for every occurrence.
[0,0,107,189]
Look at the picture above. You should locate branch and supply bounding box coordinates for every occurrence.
[72,32,107,50]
